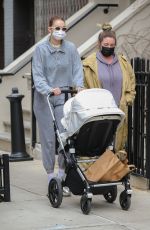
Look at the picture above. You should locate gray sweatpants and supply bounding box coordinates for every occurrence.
[34,90,66,174]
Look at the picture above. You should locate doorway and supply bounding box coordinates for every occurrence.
[13,0,34,59]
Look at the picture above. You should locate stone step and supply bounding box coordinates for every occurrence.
[0,132,31,155]
[32,143,42,160]
[130,175,149,190]
[3,120,31,138]
[23,109,31,122]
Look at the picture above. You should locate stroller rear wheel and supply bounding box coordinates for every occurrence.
[103,185,117,203]
[48,177,63,208]
[80,194,92,215]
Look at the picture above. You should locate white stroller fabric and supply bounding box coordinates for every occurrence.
[61,88,125,139]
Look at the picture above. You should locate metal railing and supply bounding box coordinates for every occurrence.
[128,58,150,180]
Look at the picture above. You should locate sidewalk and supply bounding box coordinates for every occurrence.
[0,158,150,230]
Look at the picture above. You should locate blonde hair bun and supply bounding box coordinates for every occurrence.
[102,23,112,31]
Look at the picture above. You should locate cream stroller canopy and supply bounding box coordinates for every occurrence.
[61,89,125,139]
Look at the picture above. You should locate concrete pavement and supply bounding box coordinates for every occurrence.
[0,158,150,230]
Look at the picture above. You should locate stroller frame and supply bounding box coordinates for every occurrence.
[47,90,132,214]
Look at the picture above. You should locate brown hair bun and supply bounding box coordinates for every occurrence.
[102,23,112,31]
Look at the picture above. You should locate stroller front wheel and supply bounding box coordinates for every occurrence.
[119,190,131,210]
[48,177,63,208]
[80,194,92,215]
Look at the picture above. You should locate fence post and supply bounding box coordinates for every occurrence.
[7,88,33,161]
[146,72,150,179]
[31,68,37,149]
[0,154,10,202]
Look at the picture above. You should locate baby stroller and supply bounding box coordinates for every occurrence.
[47,88,132,214]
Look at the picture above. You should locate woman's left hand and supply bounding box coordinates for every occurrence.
[53,88,61,95]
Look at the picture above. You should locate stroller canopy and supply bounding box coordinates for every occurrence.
[61,88,125,138]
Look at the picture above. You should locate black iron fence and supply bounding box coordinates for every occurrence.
[0,154,10,202]
[128,57,150,179]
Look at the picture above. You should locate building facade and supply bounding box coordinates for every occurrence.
[0,0,88,69]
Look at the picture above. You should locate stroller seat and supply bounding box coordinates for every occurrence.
[74,116,120,157]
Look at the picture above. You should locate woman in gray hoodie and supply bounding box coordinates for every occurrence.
[32,16,84,194]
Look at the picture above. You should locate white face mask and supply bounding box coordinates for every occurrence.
[52,30,66,40]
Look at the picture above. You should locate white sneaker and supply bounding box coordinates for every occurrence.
[57,169,65,181]
[63,186,71,197]
[48,173,55,183]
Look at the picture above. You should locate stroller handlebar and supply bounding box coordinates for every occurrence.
[48,89,77,97]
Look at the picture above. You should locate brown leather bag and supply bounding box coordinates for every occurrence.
[84,150,132,182]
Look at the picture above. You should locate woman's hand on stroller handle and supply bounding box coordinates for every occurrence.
[48,88,78,97]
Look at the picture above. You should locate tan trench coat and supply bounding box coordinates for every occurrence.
[83,52,136,151]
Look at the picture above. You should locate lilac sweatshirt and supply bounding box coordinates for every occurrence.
[96,51,123,107]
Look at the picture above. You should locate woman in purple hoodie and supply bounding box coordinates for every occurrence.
[83,23,136,151]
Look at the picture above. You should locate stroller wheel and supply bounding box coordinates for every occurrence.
[80,194,92,215]
[103,185,117,203]
[48,177,63,208]
[119,191,131,211]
